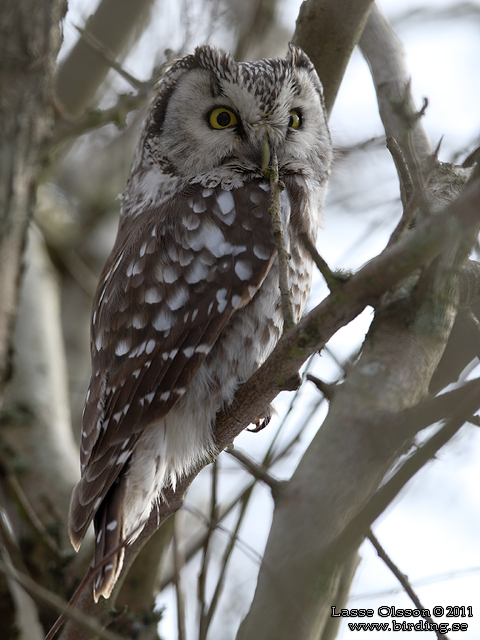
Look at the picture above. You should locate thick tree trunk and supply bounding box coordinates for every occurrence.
[0,0,66,399]
[293,0,375,115]
[0,3,69,638]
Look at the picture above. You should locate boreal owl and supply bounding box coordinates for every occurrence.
[68,43,332,601]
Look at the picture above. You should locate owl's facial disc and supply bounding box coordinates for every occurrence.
[138,52,331,190]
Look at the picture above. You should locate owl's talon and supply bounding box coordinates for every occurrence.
[248,404,273,432]
[248,415,271,433]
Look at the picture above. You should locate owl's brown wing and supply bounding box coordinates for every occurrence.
[69,180,279,548]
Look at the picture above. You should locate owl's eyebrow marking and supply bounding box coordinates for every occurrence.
[209,76,222,98]
[291,79,302,96]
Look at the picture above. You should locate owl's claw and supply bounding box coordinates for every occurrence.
[247,405,273,432]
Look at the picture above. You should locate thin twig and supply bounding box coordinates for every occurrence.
[46,507,180,640]
[198,462,218,640]
[5,472,66,558]
[368,531,450,640]
[0,560,127,640]
[306,374,337,401]
[202,486,254,633]
[300,232,349,291]
[227,447,284,500]
[73,24,145,90]
[173,516,187,640]
[350,565,480,602]
[50,92,150,148]
[265,152,295,331]
[183,504,263,567]
[160,482,254,590]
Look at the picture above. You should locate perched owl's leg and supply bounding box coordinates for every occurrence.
[93,477,126,602]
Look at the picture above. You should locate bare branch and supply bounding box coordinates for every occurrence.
[306,374,338,401]
[367,531,450,640]
[0,560,127,640]
[173,517,187,640]
[72,24,145,91]
[55,0,156,117]
[360,3,433,165]
[50,90,151,149]
[293,0,375,116]
[198,463,218,640]
[0,0,65,398]
[300,232,349,291]
[227,447,284,499]
[265,152,295,331]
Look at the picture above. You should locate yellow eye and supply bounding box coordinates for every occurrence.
[289,110,302,129]
[209,107,238,129]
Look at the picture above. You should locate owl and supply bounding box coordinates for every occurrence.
[68,43,332,601]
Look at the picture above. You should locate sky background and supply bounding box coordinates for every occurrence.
[59,2,480,638]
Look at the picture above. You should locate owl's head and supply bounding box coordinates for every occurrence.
[128,44,331,198]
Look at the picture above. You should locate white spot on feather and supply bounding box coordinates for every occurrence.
[185,260,209,284]
[115,340,130,356]
[249,191,264,204]
[158,262,180,283]
[217,190,235,215]
[184,214,201,230]
[195,344,210,353]
[193,198,207,213]
[95,332,105,351]
[132,314,147,329]
[117,451,131,464]
[253,244,271,260]
[126,260,143,277]
[145,339,156,354]
[167,286,189,310]
[153,309,174,332]
[144,288,162,304]
[235,260,253,281]
[216,288,228,313]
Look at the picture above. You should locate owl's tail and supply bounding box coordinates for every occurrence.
[92,477,127,602]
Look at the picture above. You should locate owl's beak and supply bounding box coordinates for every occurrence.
[261,136,271,172]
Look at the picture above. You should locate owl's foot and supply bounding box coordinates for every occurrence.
[248,404,274,432]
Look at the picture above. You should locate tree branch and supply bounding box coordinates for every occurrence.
[293,0,375,116]
[55,0,156,117]
[0,560,127,640]
[367,531,450,640]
